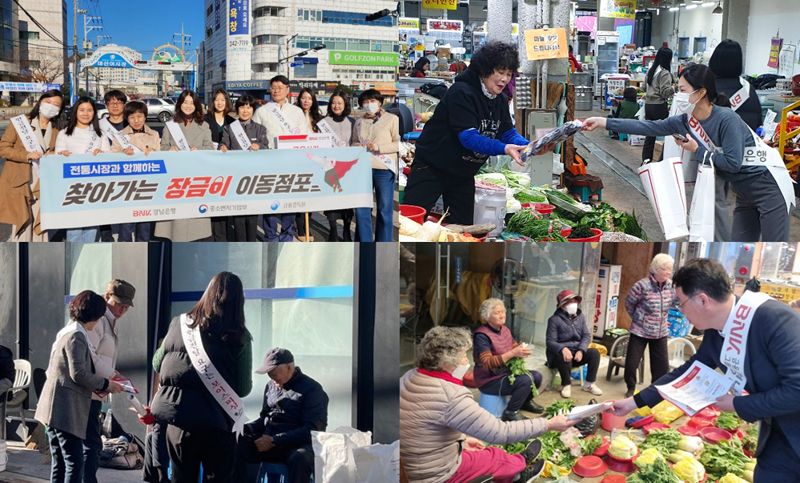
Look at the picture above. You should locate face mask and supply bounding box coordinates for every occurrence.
[364,103,379,114]
[39,103,60,119]
[673,91,697,116]
[451,363,470,381]
[565,303,579,316]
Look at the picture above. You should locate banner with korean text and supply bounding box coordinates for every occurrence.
[39,147,373,229]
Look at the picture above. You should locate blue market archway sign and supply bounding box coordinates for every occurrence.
[89,52,134,69]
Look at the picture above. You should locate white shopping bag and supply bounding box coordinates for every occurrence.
[312,427,399,483]
[688,160,716,241]
[638,157,689,240]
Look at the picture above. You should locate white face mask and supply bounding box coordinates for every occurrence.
[673,90,697,116]
[39,103,60,119]
[364,103,379,114]
[451,363,470,381]
[565,303,579,316]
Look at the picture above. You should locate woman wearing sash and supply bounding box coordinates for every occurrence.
[642,47,674,162]
[319,90,355,241]
[219,95,268,241]
[35,291,124,483]
[352,89,400,242]
[0,89,63,241]
[154,90,214,242]
[55,97,111,242]
[110,100,161,242]
[612,259,800,482]
[295,88,324,239]
[584,63,793,242]
[204,88,235,149]
[150,272,253,483]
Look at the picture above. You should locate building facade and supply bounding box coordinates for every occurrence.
[202,0,398,100]
[18,0,67,86]
[0,0,19,83]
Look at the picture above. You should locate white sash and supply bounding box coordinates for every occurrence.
[720,291,771,395]
[99,118,141,153]
[742,128,796,212]
[165,121,192,151]
[317,118,348,147]
[269,104,300,135]
[229,120,252,151]
[179,314,246,435]
[11,115,43,154]
[378,154,398,175]
[85,129,101,154]
[729,77,751,112]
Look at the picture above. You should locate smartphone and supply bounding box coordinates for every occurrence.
[673,133,689,143]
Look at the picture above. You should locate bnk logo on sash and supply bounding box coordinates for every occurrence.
[38,147,374,229]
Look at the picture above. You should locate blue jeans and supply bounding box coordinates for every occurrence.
[262,214,296,242]
[82,400,102,483]
[48,425,84,483]
[115,222,153,242]
[356,169,395,242]
[66,228,98,242]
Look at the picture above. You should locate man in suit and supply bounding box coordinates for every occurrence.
[612,258,800,482]
[234,348,328,483]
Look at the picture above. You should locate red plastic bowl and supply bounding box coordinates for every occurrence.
[606,449,639,474]
[601,476,627,483]
[642,422,671,435]
[593,437,611,457]
[700,427,732,444]
[533,203,556,215]
[696,406,721,419]
[677,425,701,437]
[400,204,426,224]
[573,455,608,478]
[568,227,603,242]
[688,417,715,429]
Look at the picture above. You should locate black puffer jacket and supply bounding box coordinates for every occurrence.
[151,316,252,432]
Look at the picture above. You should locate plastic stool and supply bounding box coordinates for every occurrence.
[478,392,511,418]
[568,185,603,203]
[258,463,290,483]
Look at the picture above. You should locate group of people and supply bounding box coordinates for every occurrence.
[586,39,792,242]
[401,256,800,483]
[33,272,329,483]
[0,75,399,243]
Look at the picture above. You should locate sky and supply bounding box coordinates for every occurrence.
[66,0,205,60]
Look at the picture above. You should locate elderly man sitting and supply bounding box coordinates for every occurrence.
[234,348,328,483]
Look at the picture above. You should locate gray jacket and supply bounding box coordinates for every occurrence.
[161,120,215,151]
[644,68,674,104]
[34,329,108,439]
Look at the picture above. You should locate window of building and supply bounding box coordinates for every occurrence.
[297,9,322,22]
[19,31,39,40]
[322,10,393,27]
[254,6,284,18]
[206,4,213,16]
[253,34,284,46]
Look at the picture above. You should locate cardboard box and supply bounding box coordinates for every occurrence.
[592,265,623,339]
[653,140,664,161]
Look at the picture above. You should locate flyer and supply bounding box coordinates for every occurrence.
[567,401,614,420]
[655,361,733,416]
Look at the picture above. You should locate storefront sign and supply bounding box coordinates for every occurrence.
[227,0,252,84]
[524,28,568,61]
[768,37,783,69]
[225,80,271,90]
[422,0,458,11]
[329,51,399,67]
[228,0,249,35]
[599,0,636,20]
[83,52,136,69]
[426,19,464,33]
[0,82,61,92]
[39,148,373,229]
[399,17,420,31]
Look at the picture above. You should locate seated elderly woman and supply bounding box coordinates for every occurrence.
[473,298,544,421]
[546,290,604,399]
[400,326,575,483]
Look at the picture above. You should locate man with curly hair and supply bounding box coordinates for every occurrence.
[404,41,552,225]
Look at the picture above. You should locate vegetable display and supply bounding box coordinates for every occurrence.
[715,412,742,431]
[538,431,578,469]
[639,428,682,457]
[742,424,759,454]
[634,447,665,468]
[543,188,593,215]
[672,457,706,483]
[700,438,752,481]
[500,440,532,455]
[506,210,568,241]
[628,458,681,483]
[579,435,603,456]
[578,202,647,240]
[608,435,638,460]
[568,225,596,239]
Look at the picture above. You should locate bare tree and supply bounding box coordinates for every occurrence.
[24,51,66,84]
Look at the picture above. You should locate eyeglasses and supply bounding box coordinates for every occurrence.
[107,100,124,106]
[677,295,696,309]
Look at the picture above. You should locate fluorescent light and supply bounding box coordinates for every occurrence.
[669,6,680,11]
[702,2,715,6]
[686,4,698,9]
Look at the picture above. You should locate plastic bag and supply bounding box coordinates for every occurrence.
[311,427,399,483]
[652,400,685,424]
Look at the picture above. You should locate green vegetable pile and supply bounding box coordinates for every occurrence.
[579,435,603,456]
[715,412,741,431]
[627,459,681,483]
[514,190,547,204]
[538,431,577,469]
[544,400,575,418]
[578,202,647,240]
[500,440,533,455]
[506,210,567,241]
[640,428,682,457]
[568,225,595,239]
[507,357,539,397]
[700,438,751,481]
[742,424,759,454]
